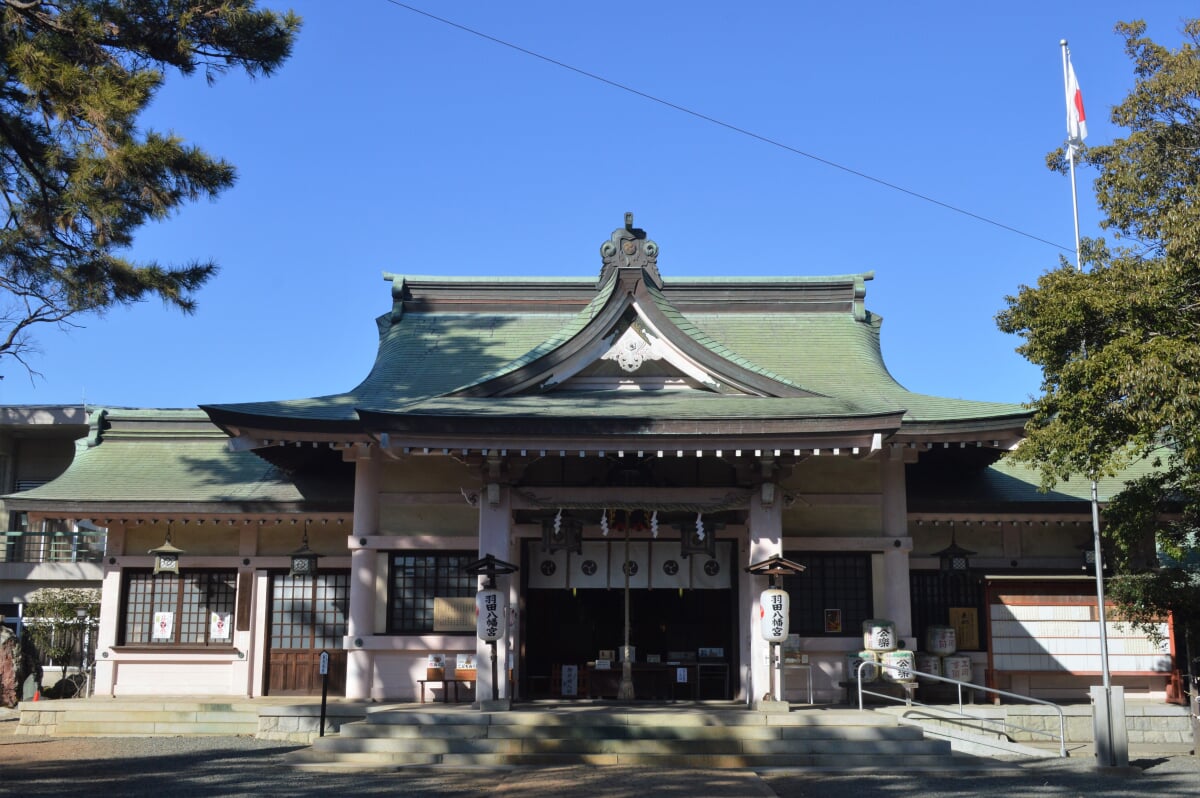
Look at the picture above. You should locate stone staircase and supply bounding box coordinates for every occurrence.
[17,698,260,737]
[289,704,984,771]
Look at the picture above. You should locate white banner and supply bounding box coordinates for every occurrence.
[608,540,649,589]
[650,541,690,589]
[570,541,609,588]
[690,541,731,589]
[528,546,568,589]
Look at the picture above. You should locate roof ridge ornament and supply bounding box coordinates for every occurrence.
[599,212,661,289]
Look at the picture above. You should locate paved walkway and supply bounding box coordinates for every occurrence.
[3,706,1198,797]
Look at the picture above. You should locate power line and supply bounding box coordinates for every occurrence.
[382,1,1072,253]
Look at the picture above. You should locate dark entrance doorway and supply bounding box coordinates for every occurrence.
[522,539,738,701]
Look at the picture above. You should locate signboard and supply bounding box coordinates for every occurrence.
[949,607,979,650]
[152,611,174,640]
[476,589,506,641]
[824,609,843,634]
[209,612,231,641]
[433,597,475,632]
[319,650,330,676]
[560,664,578,696]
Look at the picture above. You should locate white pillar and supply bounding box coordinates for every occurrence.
[345,445,380,700]
[476,484,512,703]
[881,447,913,641]
[93,522,125,696]
[234,522,256,698]
[747,487,782,702]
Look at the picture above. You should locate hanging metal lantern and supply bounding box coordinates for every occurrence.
[934,523,976,573]
[148,523,184,575]
[541,510,582,554]
[680,515,716,559]
[289,521,323,577]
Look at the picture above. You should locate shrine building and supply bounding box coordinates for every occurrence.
[4,215,1176,704]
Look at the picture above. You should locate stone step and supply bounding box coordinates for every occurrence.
[335,720,927,741]
[430,751,955,769]
[312,734,948,757]
[18,701,260,737]
[294,706,957,772]
[291,749,957,771]
[360,708,898,728]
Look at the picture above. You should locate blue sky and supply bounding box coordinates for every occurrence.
[1,1,1194,409]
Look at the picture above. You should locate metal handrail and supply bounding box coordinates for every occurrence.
[856,659,1067,758]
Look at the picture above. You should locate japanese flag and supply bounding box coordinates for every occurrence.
[1066,56,1087,146]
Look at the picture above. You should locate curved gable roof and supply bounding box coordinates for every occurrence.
[203,220,1028,444]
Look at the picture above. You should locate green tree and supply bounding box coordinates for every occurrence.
[23,586,99,695]
[0,0,299,374]
[997,19,1200,666]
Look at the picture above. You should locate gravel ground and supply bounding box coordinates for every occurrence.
[3,711,1198,797]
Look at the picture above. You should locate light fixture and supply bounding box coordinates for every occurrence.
[289,520,324,577]
[1077,540,1104,573]
[541,509,582,554]
[680,514,717,559]
[933,523,975,573]
[149,523,185,575]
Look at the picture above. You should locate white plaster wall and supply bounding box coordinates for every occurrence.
[371,645,477,702]
[113,659,242,696]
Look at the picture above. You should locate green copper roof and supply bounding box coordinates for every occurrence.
[204,267,1027,434]
[2,409,346,511]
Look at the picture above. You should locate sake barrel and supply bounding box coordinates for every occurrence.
[845,650,879,683]
[862,619,898,652]
[881,649,916,683]
[942,654,972,682]
[915,652,942,682]
[925,625,957,656]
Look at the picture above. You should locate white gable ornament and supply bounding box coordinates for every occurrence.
[603,325,664,373]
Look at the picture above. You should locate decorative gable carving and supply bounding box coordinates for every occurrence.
[602,323,665,373]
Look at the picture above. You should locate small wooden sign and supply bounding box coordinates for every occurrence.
[824,609,842,634]
[949,607,979,650]
[433,597,476,632]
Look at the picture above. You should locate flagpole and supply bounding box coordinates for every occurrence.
[1061,40,1083,269]
[1062,38,1122,768]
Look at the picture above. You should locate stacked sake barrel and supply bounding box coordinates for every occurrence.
[853,618,915,685]
[920,625,972,684]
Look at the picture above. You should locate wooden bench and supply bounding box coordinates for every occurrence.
[418,668,476,703]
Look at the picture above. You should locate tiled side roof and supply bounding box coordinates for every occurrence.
[2,409,335,509]
[685,311,1025,422]
[909,449,1166,511]
[641,282,810,392]
[437,274,619,395]
[977,452,1163,504]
